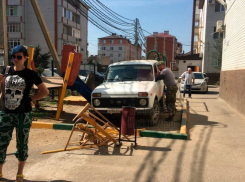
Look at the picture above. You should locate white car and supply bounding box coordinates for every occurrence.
[91,60,164,125]
[180,72,208,93]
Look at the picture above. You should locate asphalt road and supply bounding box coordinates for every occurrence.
[2,86,245,182]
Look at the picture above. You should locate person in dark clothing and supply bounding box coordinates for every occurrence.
[0,45,49,182]
[155,61,178,121]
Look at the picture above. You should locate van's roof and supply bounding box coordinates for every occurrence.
[110,60,157,66]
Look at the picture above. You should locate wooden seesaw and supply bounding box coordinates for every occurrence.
[42,103,124,154]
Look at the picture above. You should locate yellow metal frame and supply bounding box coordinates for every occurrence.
[28,46,35,70]
[55,53,74,120]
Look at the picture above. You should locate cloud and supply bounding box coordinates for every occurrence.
[103,0,189,7]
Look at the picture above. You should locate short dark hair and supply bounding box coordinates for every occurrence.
[11,45,28,57]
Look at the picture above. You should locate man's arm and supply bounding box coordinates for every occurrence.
[192,74,195,84]
[155,74,165,82]
[181,72,185,81]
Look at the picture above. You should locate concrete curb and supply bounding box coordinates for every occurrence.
[140,98,188,140]
[31,122,144,136]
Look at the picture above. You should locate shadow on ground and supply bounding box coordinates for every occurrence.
[0,179,72,182]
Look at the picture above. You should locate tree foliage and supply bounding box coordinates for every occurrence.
[33,45,51,69]
[213,38,223,70]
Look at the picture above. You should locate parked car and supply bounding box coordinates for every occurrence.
[180,72,208,93]
[41,69,59,77]
[203,73,209,82]
[91,60,164,125]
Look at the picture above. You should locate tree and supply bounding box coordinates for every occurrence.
[33,45,51,76]
[213,38,223,70]
[87,55,94,64]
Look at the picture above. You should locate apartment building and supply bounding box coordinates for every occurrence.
[145,31,182,69]
[98,33,141,64]
[219,0,245,116]
[194,0,225,83]
[6,0,88,64]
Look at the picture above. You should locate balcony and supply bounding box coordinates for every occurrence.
[8,0,22,5]
[7,16,22,22]
[61,33,78,43]
[62,17,80,29]
[194,41,198,49]
[8,32,22,39]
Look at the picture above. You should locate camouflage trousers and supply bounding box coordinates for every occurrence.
[166,85,178,115]
[0,112,32,164]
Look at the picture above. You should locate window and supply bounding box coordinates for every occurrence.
[102,47,106,50]
[102,53,106,56]
[110,40,114,43]
[215,1,225,12]
[7,23,21,32]
[119,40,122,44]
[8,39,21,49]
[72,29,80,38]
[212,52,218,66]
[213,27,223,39]
[72,15,75,22]
[102,40,106,44]
[118,54,122,57]
[63,8,72,20]
[6,6,17,16]
[110,60,114,64]
[110,47,113,50]
[118,47,122,50]
[110,54,113,57]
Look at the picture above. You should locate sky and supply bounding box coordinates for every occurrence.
[87,0,193,56]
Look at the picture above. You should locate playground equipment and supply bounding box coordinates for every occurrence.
[146,50,168,66]
[42,103,122,154]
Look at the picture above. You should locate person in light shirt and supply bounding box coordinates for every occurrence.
[181,68,195,98]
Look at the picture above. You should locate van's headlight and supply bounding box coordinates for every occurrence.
[139,99,147,106]
[93,99,101,106]
[201,82,207,86]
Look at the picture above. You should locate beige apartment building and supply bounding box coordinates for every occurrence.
[6,0,88,64]
[98,34,141,64]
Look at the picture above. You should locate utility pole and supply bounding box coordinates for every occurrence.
[134,18,138,60]
[0,0,9,71]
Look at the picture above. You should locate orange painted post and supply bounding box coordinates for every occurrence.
[28,45,35,69]
[55,53,74,120]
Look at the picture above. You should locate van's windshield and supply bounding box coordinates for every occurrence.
[105,65,154,82]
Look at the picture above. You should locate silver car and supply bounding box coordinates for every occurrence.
[180,72,208,93]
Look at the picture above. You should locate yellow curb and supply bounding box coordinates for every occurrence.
[31,122,53,129]
[180,125,186,134]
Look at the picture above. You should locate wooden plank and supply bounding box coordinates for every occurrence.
[63,96,87,102]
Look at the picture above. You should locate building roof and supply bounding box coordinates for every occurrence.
[146,33,175,38]
[99,35,127,39]
[175,53,202,60]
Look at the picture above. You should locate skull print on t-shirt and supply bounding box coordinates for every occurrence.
[4,75,26,110]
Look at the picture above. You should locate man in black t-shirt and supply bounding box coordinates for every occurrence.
[0,45,49,182]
